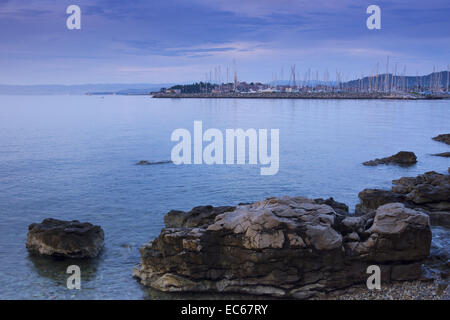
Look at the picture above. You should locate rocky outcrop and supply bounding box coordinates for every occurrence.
[432,134,450,145]
[26,218,104,258]
[356,171,450,228]
[363,151,417,166]
[133,197,431,298]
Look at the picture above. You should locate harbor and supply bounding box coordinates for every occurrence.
[152,65,450,100]
[152,91,447,99]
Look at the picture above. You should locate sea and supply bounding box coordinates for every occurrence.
[0,95,448,299]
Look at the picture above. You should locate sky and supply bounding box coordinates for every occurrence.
[0,0,449,85]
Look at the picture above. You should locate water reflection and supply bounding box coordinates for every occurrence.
[27,252,100,287]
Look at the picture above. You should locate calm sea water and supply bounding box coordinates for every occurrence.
[0,95,449,299]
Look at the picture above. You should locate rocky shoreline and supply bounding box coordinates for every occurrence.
[25,169,449,299]
[131,167,449,299]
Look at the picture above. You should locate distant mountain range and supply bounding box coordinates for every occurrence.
[0,83,174,95]
[1,71,448,95]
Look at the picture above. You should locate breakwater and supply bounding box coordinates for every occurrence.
[152,92,446,100]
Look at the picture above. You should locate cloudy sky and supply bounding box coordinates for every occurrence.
[0,0,449,84]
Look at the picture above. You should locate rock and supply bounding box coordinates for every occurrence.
[406,184,450,205]
[136,160,172,165]
[365,203,431,262]
[423,227,450,280]
[428,212,450,228]
[164,205,235,228]
[437,281,448,295]
[363,151,417,166]
[432,152,450,158]
[26,218,104,258]
[333,211,375,241]
[344,232,360,242]
[392,171,448,193]
[133,197,431,298]
[391,263,423,281]
[356,171,450,228]
[432,134,450,145]
[314,197,349,215]
[355,189,405,215]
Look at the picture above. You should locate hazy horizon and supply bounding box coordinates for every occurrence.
[0,70,448,88]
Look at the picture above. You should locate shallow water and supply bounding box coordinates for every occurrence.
[0,95,448,299]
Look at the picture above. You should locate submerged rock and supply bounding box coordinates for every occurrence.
[136,160,172,165]
[432,152,450,158]
[356,171,450,228]
[432,134,450,145]
[363,151,417,166]
[133,197,431,298]
[26,218,104,258]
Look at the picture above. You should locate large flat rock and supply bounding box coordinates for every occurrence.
[133,197,431,298]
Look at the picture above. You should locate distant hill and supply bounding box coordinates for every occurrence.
[0,83,174,95]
